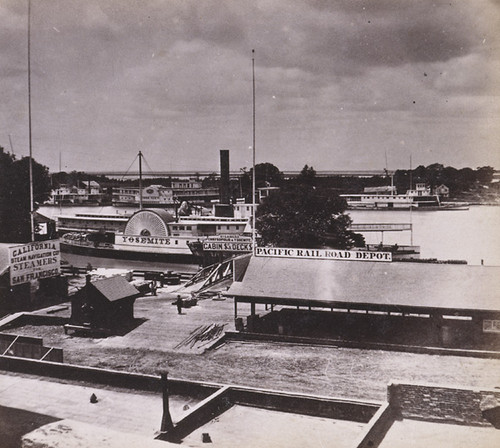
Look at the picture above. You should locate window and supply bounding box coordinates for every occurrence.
[483,320,500,333]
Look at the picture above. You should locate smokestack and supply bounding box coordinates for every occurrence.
[219,149,230,204]
[215,149,233,217]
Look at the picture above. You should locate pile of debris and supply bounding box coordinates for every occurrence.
[174,324,225,350]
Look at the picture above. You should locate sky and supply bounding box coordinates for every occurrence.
[1,0,499,174]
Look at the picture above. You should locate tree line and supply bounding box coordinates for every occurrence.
[1,144,496,247]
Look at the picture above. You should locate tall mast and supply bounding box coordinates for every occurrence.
[409,154,413,191]
[138,151,143,210]
[251,49,256,253]
[59,152,62,214]
[28,0,35,241]
[385,150,394,196]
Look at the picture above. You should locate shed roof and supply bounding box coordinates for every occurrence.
[227,256,500,315]
[91,276,140,302]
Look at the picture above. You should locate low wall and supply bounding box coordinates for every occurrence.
[0,333,63,363]
[228,386,378,423]
[0,356,220,398]
[388,381,500,426]
[0,313,69,331]
[224,331,500,359]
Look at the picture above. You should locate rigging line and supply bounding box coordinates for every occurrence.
[140,153,156,177]
[120,153,139,182]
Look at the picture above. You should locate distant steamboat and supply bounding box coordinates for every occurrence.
[340,183,468,210]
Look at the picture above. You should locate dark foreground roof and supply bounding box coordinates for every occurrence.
[227,256,500,315]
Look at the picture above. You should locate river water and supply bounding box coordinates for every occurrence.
[39,204,500,267]
[349,206,500,266]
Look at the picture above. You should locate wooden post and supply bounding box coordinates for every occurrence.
[234,298,238,319]
[160,371,174,432]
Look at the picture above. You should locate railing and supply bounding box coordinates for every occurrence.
[183,258,234,291]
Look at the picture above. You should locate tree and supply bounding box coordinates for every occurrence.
[240,162,283,201]
[476,166,495,184]
[255,186,364,249]
[297,164,317,186]
[0,147,51,243]
[201,172,218,188]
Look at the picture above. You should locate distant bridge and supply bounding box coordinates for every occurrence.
[85,169,395,179]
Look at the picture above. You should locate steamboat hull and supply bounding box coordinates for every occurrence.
[60,241,201,264]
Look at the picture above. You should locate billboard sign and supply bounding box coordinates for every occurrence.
[203,236,253,252]
[255,246,392,262]
[9,240,61,286]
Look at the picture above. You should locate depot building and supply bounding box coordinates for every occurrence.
[226,250,500,350]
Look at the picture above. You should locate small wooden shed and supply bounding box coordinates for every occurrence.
[69,275,141,332]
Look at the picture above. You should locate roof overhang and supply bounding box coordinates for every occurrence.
[227,256,500,316]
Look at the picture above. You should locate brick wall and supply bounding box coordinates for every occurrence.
[388,382,500,426]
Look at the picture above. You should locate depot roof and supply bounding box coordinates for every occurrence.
[227,256,500,315]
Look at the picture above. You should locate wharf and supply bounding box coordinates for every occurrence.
[1,282,499,402]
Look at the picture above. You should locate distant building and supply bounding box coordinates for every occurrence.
[112,185,174,206]
[171,179,203,190]
[434,184,450,197]
[172,178,219,203]
[112,181,218,206]
[48,181,103,205]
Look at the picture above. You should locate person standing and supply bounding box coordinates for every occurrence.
[176,295,182,314]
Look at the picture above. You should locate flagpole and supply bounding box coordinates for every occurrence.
[251,50,256,254]
[28,0,35,241]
